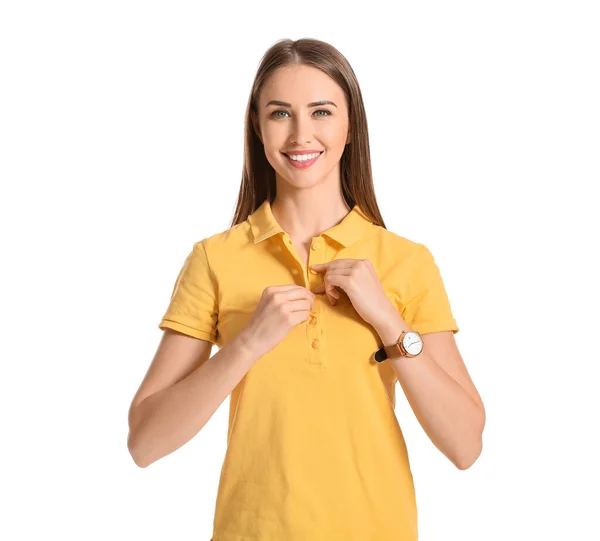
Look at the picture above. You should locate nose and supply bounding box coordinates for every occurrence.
[289,114,313,144]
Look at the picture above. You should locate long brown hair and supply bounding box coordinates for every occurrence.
[229,38,387,230]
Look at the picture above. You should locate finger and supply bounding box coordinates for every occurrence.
[311,266,352,291]
[312,282,336,305]
[318,268,352,277]
[310,259,354,272]
[320,269,350,303]
[326,287,336,306]
[312,283,326,294]
[323,275,350,306]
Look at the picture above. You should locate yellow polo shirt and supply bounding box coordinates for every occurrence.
[158,199,459,541]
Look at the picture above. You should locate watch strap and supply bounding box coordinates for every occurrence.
[374,331,407,363]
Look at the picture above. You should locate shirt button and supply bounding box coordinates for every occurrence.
[309,268,318,274]
[311,339,320,349]
[311,241,320,250]
[308,317,317,326]
[291,268,299,275]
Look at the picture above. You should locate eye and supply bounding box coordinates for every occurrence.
[270,109,332,119]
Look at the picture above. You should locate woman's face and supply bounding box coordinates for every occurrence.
[253,64,351,190]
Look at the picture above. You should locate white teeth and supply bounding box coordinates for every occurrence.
[287,152,321,161]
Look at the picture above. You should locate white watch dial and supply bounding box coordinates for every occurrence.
[403,331,423,355]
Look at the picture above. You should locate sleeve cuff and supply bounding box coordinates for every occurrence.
[411,319,459,335]
[158,318,218,345]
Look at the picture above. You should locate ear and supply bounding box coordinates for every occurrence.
[346,125,351,145]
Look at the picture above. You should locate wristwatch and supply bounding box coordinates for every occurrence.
[374,329,424,363]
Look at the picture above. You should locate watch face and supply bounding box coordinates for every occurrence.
[402,331,423,355]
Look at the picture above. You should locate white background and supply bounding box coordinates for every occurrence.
[1,1,598,540]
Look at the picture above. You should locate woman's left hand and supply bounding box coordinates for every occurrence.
[309,259,398,328]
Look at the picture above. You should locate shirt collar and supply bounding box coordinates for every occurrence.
[248,199,375,248]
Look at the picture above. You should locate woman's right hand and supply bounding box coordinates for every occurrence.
[236,284,316,359]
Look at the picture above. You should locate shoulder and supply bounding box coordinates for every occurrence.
[375,226,415,248]
[193,219,254,269]
[369,225,425,264]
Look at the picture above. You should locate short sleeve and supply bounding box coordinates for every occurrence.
[402,243,459,335]
[158,240,219,344]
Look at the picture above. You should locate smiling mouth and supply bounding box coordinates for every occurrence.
[282,151,324,168]
[281,151,324,158]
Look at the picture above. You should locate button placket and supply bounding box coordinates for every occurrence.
[306,236,326,368]
[281,234,307,287]
[308,237,323,288]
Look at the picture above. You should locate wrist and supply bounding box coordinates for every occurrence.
[232,329,263,363]
[374,310,411,346]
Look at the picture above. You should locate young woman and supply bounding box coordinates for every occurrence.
[128,38,485,541]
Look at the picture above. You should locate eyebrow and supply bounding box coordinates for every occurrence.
[265,100,338,108]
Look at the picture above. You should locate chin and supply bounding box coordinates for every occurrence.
[275,171,321,189]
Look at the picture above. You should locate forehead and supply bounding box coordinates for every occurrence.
[259,64,346,107]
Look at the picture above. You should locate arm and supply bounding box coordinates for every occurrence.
[127,328,260,468]
[374,310,486,470]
